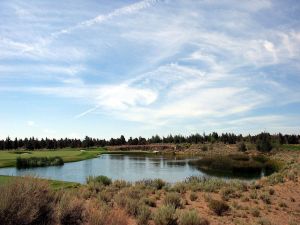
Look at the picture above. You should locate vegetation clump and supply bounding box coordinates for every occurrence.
[190,192,198,201]
[58,194,85,225]
[163,192,182,209]
[0,177,55,225]
[178,210,209,225]
[16,156,64,168]
[184,176,227,192]
[86,175,112,186]
[207,199,230,216]
[260,193,271,204]
[238,142,247,152]
[137,205,152,225]
[136,178,166,190]
[153,205,177,225]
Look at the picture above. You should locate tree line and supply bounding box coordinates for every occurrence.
[0,132,299,151]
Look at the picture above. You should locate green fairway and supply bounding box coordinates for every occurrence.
[0,175,80,190]
[282,144,300,151]
[0,148,105,168]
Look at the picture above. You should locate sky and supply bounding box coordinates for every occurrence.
[0,0,300,139]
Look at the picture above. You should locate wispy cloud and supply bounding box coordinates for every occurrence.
[0,0,300,136]
[0,0,160,59]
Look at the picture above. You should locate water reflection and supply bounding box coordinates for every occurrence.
[0,153,264,183]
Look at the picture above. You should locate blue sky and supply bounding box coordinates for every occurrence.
[0,0,300,139]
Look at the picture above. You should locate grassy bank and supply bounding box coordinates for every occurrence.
[0,175,80,190]
[0,148,104,168]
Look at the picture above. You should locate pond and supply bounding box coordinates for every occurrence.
[0,153,265,183]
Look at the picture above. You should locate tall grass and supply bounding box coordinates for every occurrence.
[86,175,112,186]
[16,156,64,168]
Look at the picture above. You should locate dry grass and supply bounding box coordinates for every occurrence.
[58,193,85,225]
[0,177,55,225]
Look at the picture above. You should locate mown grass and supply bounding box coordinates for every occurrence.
[282,144,300,151]
[0,148,104,168]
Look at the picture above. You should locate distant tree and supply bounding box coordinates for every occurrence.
[120,135,126,145]
[256,132,273,152]
[0,132,299,151]
[138,136,147,145]
[4,137,13,150]
[13,138,18,149]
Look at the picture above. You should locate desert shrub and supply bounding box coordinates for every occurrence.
[238,142,247,152]
[190,192,198,201]
[231,201,242,210]
[178,210,209,225]
[268,188,275,195]
[58,193,85,225]
[137,205,152,225]
[143,197,157,207]
[185,176,226,193]
[201,146,208,151]
[114,193,128,208]
[250,207,260,217]
[124,198,140,216]
[153,205,177,225]
[172,182,186,193]
[152,179,167,190]
[163,192,182,209]
[122,186,145,199]
[136,179,166,190]
[220,186,238,201]
[86,202,129,225]
[86,175,112,186]
[279,201,287,208]
[249,190,258,199]
[257,218,271,225]
[260,193,271,204]
[98,189,113,204]
[267,172,284,185]
[241,196,249,202]
[16,156,64,168]
[265,160,283,174]
[85,202,108,225]
[0,177,55,225]
[203,193,211,203]
[112,180,130,189]
[207,199,229,216]
[286,170,298,181]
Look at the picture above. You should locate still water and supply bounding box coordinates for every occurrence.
[0,153,263,183]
